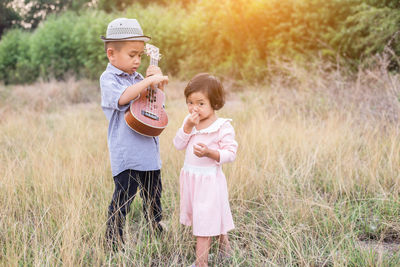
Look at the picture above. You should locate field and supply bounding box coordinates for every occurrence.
[1,60,400,266]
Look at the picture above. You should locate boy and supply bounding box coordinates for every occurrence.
[99,18,169,250]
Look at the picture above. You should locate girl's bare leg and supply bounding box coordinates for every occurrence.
[196,236,212,267]
[218,234,232,257]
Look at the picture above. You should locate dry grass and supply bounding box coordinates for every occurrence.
[1,58,400,266]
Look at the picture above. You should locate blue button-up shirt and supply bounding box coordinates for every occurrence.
[100,63,161,176]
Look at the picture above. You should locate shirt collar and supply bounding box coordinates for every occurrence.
[106,63,140,79]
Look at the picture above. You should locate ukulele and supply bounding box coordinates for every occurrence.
[124,44,168,137]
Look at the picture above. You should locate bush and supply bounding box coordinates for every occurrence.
[0,0,399,84]
[70,11,111,80]
[29,12,83,80]
[0,29,38,84]
[124,3,187,76]
[333,3,400,69]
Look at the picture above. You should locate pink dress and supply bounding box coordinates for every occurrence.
[173,116,238,237]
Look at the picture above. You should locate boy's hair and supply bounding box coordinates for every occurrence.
[184,73,225,110]
[104,41,126,53]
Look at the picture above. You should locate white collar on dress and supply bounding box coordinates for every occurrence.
[192,118,232,134]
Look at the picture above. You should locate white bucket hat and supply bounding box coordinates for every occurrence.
[100,18,151,42]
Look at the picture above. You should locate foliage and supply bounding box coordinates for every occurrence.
[70,11,111,80]
[0,0,399,84]
[366,0,400,9]
[98,0,194,12]
[123,4,187,76]
[29,12,83,80]
[21,0,93,29]
[334,3,400,69]
[0,29,33,84]
[97,0,162,12]
[0,0,21,38]
[0,0,93,37]
[178,0,357,82]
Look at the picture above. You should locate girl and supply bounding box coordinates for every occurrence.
[173,73,238,267]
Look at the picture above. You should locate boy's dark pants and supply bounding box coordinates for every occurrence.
[105,169,162,246]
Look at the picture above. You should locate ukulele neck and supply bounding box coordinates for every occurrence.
[149,57,159,67]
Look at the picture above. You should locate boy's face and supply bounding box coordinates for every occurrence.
[107,41,144,75]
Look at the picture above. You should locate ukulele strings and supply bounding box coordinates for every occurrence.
[147,55,158,115]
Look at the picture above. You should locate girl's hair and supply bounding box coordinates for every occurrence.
[184,73,225,110]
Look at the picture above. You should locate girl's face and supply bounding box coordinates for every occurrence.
[186,91,215,121]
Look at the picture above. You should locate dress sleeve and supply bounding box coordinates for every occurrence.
[100,73,129,112]
[173,115,192,150]
[217,121,238,165]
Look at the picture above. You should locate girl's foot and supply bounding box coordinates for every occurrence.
[218,234,233,260]
[189,253,215,267]
[218,250,233,261]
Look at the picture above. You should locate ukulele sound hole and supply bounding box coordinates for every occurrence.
[141,110,159,120]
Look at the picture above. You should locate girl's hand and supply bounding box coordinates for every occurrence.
[183,111,200,133]
[193,143,209,158]
[146,65,162,77]
[193,143,221,161]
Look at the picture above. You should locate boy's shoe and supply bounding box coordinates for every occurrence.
[153,221,168,235]
[157,221,168,232]
[105,226,125,252]
[149,221,168,237]
[104,239,124,253]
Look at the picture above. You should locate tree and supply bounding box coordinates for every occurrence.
[0,0,21,38]
[22,0,93,29]
[366,0,400,9]
[97,0,174,13]
[333,1,400,70]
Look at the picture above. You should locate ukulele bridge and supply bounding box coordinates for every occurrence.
[141,110,159,120]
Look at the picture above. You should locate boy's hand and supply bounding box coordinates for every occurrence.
[146,65,162,77]
[147,74,168,91]
[119,74,167,106]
